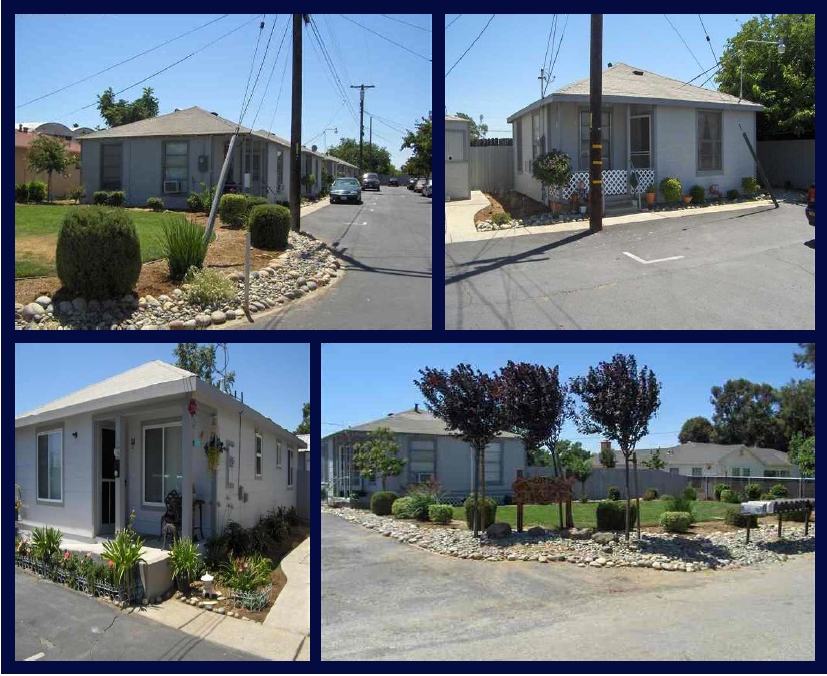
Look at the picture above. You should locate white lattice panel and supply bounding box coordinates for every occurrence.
[602,170,628,195]
[628,169,655,195]
[561,169,655,198]
[562,171,590,199]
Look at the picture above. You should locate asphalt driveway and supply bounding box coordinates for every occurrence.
[321,513,815,661]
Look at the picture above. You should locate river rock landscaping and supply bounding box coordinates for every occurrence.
[14,231,341,330]
[324,506,815,572]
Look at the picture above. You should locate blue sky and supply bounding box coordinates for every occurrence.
[322,343,804,451]
[14,14,432,168]
[445,14,758,136]
[15,343,310,430]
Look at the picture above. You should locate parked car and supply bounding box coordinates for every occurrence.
[362,172,380,191]
[407,177,417,190]
[806,184,815,226]
[414,178,426,192]
[422,178,432,197]
[388,177,399,187]
[329,177,362,204]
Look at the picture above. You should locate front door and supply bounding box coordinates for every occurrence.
[630,115,652,169]
[101,428,116,532]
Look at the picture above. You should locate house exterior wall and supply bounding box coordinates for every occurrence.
[445,119,471,200]
[16,146,82,198]
[266,141,290,202]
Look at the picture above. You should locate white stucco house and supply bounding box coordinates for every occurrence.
[321,405,525,503]
[445,115,471,200]
[15,361,306,542]
[507,62,763,207]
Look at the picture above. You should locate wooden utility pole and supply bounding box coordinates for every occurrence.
[369,115,373,172]
[589,14,603,233]
[290,15,308,232]
[350,84,375,177]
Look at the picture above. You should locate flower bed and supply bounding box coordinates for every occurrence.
[229,584,272,611]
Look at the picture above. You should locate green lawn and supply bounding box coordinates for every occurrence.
[452,500,734,529]
[15,204,173,278]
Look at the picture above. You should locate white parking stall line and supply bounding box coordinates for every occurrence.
[25,653,45,661]
[623,251,685,265]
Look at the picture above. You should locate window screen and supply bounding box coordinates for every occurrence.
[37,430,62,501]
[163,141,188,185]
[409,439,436,483]
[697,110,723,171]
[100,144,122,191]
[579,110,611,170]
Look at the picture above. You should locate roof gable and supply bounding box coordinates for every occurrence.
[78,106,250,140]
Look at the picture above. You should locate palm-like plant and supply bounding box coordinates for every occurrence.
[31,526,63,563]
[168,537,203,589]
[101,526,146,589]
[220,553,272,593]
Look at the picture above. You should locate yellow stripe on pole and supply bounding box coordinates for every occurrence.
[592,180,602,184]
[592,144,602,149]
[592,160,602,165]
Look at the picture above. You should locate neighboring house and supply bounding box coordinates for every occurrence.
[15,129,81,197]
[297,434,311,472]
[592,440,800,478]
[79,106,296,209]
[321,405,525,502]
[507,62,763,207]
[15,360,305,541]
[445,115,471,200]
[15,121,95,140]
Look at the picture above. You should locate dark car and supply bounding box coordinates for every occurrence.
[362,172,380,191]
[407,177,417,190]
[388,177,399,187]
[806,184,815,226]
[329,177,362,204]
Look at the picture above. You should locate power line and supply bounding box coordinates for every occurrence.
[546,14,569,95]
[237,17,268,124]
[664,14,705,72]
[445,15,462,30]
[445,14,495,78]
[340,14,431,62]
[265,38,291,137]
[15,14,230,110]
[307,17,361,126]
[380,14,431,33]
[249,17,291,132]
[680,59,724,88]
[698,15,720,66]
[542,15,558,82]
[324,15,353,95]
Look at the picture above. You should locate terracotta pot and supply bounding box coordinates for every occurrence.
[683,195,693,204]
[645,192,656,205]
[551,202,562,215]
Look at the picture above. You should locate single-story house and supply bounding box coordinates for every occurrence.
[15,360,305,542]
[592,440,800,478]
[299,145,357,197]
[321,405,525,502]
[297,434,311,472]
[15,121,95,140]
[445,114,471,200]
[15,129,81,197]
[507,62,763,207]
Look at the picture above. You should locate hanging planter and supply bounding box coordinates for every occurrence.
[205,438,225,473]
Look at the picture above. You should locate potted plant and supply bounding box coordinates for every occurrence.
[204,435,225,473]
[682,194,693,204]
[645,183,656,206]
[168,537,203,594]
[532,149,573,219]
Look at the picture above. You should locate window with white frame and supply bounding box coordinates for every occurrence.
[143,423,183,505]
[409,439,436,483]
[515,121,523,173]
[276,441,282,467]
[691,467,703,477]
[484,442,503,486]
[163,141,188,188]
[669,467,680,475]
[531,112,545,159]
[696,110,723,172]
[287,448,294,487]
[742,467,751,477]
[37,429,63,501]
[579,109,611,170]
[255,433,263,477]
[731,467,741,477]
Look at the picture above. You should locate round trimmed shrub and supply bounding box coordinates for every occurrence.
[15,183,29,203]
[760,492,774,501]
[596,500,638,531]
[714,483,730,501]
[726,188,740,200]
[106,191,126,207]
[219,194,248,227]
[428,504,454,524]
[187,193,204,212]
[769,483,789,499]
[93,190,109,205]
[492,212,512,226]
[248,204,291,249]
[245,195,269,214]
[660,511,692,533]
[463,495,497,530]
[370,491,398,516]
[659,177,682,204]
[682,486,698,501]
[744,483,762,500]
[720,489,740,504]
[643,488,659,501]
[607,486,621,501]
[724,506,757,528]
[742,176,759,196]
[391,496,415,519]
[689,185,706,204]
[55,207,142,298]
[28,180,47,203]
[146,197,165,212]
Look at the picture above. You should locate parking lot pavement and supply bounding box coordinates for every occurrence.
[445,203,815,330]
[230,186,432,330]
[321,514,815,661]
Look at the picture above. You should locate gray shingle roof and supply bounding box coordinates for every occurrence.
[253,129,290,146]
[325,407,520,439]
[445,115,469,123]
[78,106,251,140]
[591,442,793,467]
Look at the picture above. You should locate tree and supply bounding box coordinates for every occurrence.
[326,137,397,175]
[794,343,815,372]
[401,117,432,177]
[679,416,714,444]
[570,458,593,499]
[570,354,661,541]
[415,364,506,536]
[526,447,554,467]
[173,343,235,393]
[556,440,591,469]
[778,379,815,442]
[27,135,78,201]
[788,432,815,478]
[97,86,159,128]
[642,448,666,470]
[454,112,488,142]
[295,403,310,435]
[598,445,617,468]
[715,14,814,138]
[352,427,406,490]
[710,379,785,449]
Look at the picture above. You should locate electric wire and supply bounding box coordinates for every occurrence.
[445,14,495,78]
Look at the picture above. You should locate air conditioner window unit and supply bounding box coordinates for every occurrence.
[163,180,180,194]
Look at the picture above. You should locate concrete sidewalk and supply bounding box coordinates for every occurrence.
[265,536,310,636]
[444,190,491,243]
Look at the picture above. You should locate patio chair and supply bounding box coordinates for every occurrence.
[160,489,182,540]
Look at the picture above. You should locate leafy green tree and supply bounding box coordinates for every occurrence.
[526,447,554,467]
[679,416,715,444]
[788,432,815,478]
[778,379,815,442]
[710,379,785,449]
[173,343,235,393]
[570,458,593,498]
[295,403,310,435]
[27,135,78,201]
[352,427,405,490]
[97,86,159,128]
[642,448,666,470]
[556,440,591,469]
[715,14,814,138]
[454,112,488,142]
[598,445,617,468]
[401,117,432,177]
[794,343,815,372]
[326,137,397,175]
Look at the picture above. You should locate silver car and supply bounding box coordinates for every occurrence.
[329,178,362,204]
[422,178,432,197]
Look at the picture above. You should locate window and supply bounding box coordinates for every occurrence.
[305,154,313,176]
[245,147,262,181]
[765,470,776,477]
[579,110,611,170]
[276,151,284,191]
[223,141,235,181]
[515,121,523,173]
[742,467,751,477]
[37,429,62,502]
[696,110,722,172]
[484,442,503,486]
[629,115,652,169]
[276,441,282,468]
[163,141,188,188]
[445,129,466,161]
[143,423,182,505]
[731,467,741,477]
[409,439,436,484]
[100,143,122,191]
[691,467,703,477]
[669,467,680,475]
[255,433,263,477]
[531,112,545,159]
[287,448,294,487]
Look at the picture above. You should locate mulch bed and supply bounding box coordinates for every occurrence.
[474,191,551,224]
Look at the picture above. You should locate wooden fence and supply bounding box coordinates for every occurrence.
[469,144,513,193]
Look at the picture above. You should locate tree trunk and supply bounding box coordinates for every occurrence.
[480,446,487,530]
[632,452,641,539]
[624,453,631,542]
[381,475,386,491]
[47,170,53,203]
[472,446,480,536]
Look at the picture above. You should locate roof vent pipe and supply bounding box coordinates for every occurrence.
[414,403,419,413]
[211,111,219,116]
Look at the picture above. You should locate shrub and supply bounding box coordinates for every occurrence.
[167,537,202,586]
[689,185,706,204]
[492,211,512,226]
[660,511,692,533]
[659,177,682,204]
[742,176,760,196]
[682,486,698,501]
[713,483,730,501]
[248,204,291,249]
[463,495,498,530]
[28,180,47,203]
[663,493,696,521]
[106,190,126,207]
[31,526,63,562]
[531,149,573,198]
[183,267,236,307]
[56,207,142,298]
[158,214,209,281]
[15,183,29,203]
[744,483,762,500]
[223,521,250,557]
[769,483,789,499]
[205,533,229,568]
[100,524,145,586]
[720,489,740,504]
[724,506,757,528]
[245,195,269,214]
[67,185,86,204]
[187,193,204,212]
[726,188,740,200]
[93,190,109,205]
[607,486,621,501]
[146,197,165,212]
[391,496,415,519]
[760,492,774,500]
[370,491,398,516]
[219,193,248,227]
[643,488,659,501]
[580,495,589,503]
[428,504,454,524]
[220,552,271,593]
[596,500,638,531]
[406,490,437,521]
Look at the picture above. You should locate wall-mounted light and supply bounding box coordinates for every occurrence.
[72,432,78,438]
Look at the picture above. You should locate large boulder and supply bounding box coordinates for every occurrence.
[568,527,594,540]
[592,532,618,545]
[527,526,546,537]
[485,522,512,539]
